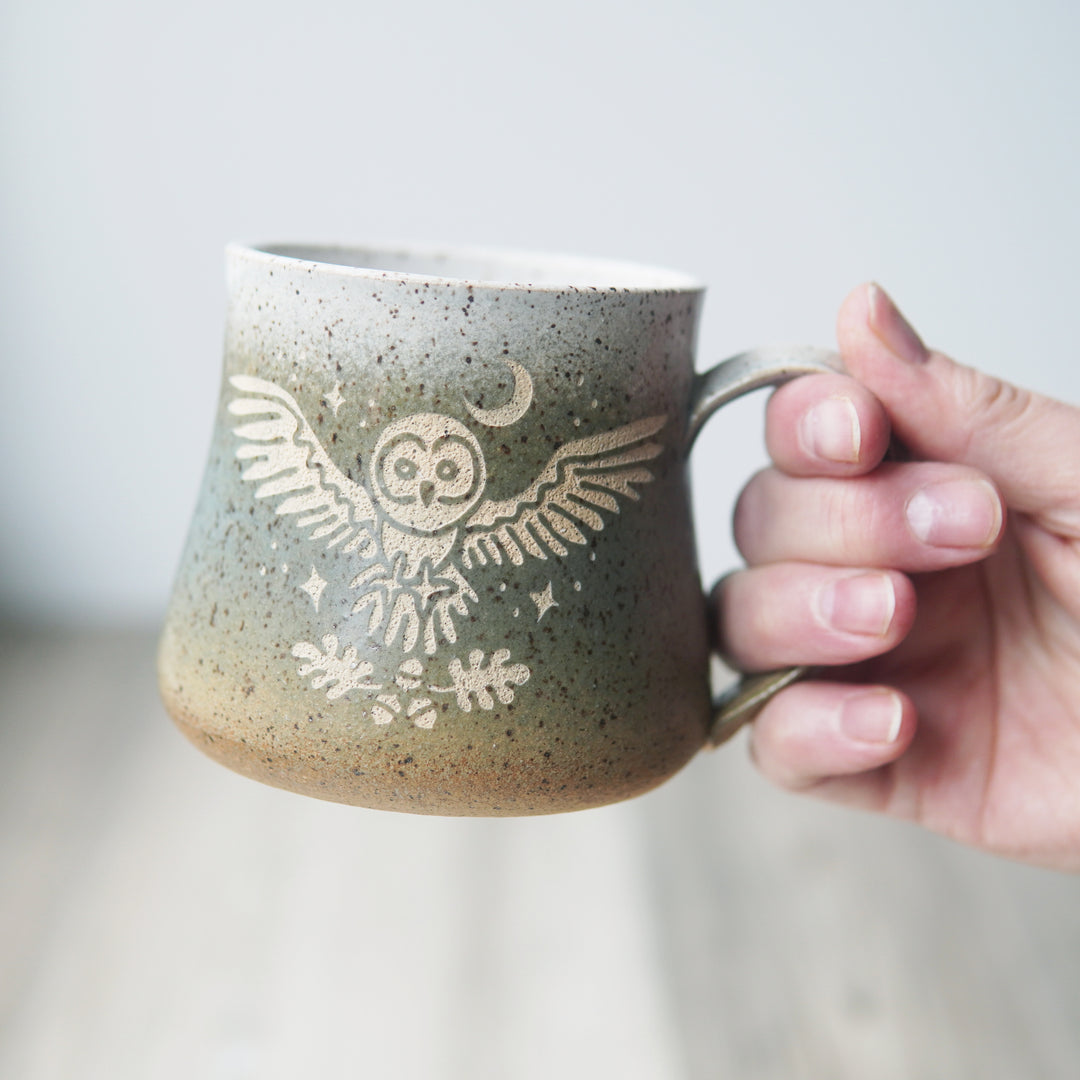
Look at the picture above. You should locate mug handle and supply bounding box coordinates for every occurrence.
[686,345,843,746]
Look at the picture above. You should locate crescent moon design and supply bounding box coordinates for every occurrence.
[463,358,534,428]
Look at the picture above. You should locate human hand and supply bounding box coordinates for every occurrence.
[715,283,1080,871]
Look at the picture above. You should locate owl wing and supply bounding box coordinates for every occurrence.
[227,375,378,553]
[460,415,667,568]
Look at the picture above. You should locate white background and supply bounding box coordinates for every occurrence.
[2,0,1078,622]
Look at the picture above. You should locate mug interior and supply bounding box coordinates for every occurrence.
[244,243,702,293]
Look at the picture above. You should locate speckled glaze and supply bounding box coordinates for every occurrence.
[158,244,817,815]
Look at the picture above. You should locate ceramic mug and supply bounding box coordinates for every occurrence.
[158,243,838,815]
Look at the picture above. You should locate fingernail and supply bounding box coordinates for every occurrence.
[906,479,1002,548]
[839,688,904,745]
[816,572,896,637]
[799,396,862,464]
[867,283,928,364]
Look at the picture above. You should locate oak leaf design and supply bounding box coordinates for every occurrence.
[431,649,531,711]
[292,634,381,700]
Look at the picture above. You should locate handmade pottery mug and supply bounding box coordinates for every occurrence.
[158,243,838,815]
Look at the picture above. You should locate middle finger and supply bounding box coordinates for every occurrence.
[734,462,1004,571]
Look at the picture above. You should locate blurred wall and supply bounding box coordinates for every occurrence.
[1,0,1078,624]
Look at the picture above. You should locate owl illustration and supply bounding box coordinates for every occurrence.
[227,373,666,656]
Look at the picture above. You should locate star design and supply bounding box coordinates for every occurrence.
[530,581,558,622]
[325,382,345,416]
[300,566,328,611]
[415,566,451,609]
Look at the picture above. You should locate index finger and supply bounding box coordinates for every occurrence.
[766,372,892,478]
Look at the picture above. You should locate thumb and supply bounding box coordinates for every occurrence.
[837,283,1080,534]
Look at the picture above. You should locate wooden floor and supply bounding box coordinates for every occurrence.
[1,625,1078,1079]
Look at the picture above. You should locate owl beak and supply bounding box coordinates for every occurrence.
[419,480,436,506]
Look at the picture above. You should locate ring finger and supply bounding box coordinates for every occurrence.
[713,562,916,672]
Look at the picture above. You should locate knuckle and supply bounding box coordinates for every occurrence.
[951,363,1037,446]
[731,468,773,552]
[715,574,775,669]
[750,711,817,791]
[825,481,871,557]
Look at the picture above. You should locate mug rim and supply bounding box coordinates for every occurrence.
[228,241,704,295]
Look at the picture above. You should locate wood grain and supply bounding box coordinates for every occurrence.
[1,626,1077,1079]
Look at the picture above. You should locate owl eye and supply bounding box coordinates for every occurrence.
[394,457,418,481]
[435,459,460,482]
